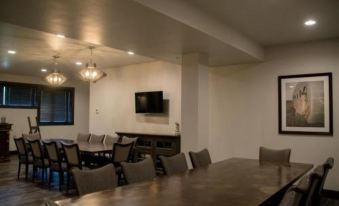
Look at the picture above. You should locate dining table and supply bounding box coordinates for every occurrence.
[54,158,313,206]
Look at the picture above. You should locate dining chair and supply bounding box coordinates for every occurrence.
[28,139,49,183]
[121,155,156,184]
[312,157,334,205]
[189,148,212,168]
[303,165,324,206]
[72,164,117,196]
[23,132,41,141]
[104,135,119,147]
[44,141,68,191]
[279,174,311,206]
[121,136,139,161]
[62,143,83,192]
[111,142,134,184]
[259,146,291,165]
[76,133,91,143]
[14,137,33,180]
[160,153,188,175]
[89,134,105,144]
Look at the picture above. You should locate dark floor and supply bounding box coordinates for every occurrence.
[0,155,73,206]
[0,155,338,206]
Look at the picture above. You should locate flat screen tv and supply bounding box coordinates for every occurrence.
[135,91,163,113]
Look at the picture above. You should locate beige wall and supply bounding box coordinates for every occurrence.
[89,61,181,135]
[0,73,90,151]
[209,39,339,190]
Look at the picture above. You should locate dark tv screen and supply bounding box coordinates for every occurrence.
[135,91,163,113]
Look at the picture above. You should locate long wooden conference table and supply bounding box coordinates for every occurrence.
[55,158,312,206]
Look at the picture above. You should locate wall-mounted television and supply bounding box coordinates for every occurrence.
[135,91,163,113]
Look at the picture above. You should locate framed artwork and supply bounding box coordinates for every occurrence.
[278,73,333,135]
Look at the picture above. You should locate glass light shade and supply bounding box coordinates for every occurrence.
[79,63,106,82]
[45,72,67,86]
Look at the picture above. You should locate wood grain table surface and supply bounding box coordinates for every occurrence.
[55,158,313,206]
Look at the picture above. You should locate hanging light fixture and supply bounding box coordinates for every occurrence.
[45,55,67,86]
[79,46,107,82]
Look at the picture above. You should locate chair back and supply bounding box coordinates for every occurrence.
[279,175,311,206]
[44,141,62,171]
[303,165,324,206]
[29,139,43,159]
[121,156,156,184]
[318,157,334,193]
[72,164,117,196]
[259,146,291,165]
[104,135,119,147]
[62,143,82,168]
[189,148,212,168]
[112,142,134,163]
[23,133,41,141]
[14,137,28,157]
[77,133,91,143]
[160,153,188,175]
[89,134,105,144]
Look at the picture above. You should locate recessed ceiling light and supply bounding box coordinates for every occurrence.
[8,50,16,54]
[41,68,47,72]
[75,61,83,66]
[56,34,65,38]
[304,19,317,26]
[127,51,135,55]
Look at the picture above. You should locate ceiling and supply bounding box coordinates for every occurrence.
[0,0,338,80]
[189,0,339,46]
[0,22,153,80]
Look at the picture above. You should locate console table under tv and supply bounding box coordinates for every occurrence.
[115,132,181,172]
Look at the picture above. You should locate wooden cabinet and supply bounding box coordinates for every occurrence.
[0,123,12,162]
[116,132,180,172]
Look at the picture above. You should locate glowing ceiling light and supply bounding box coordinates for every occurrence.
[79,46,107,83]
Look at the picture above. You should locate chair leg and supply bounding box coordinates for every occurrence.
[17,163,21,180]
[49,170,52,189]
[66,172,70,194]
[59,171,63,191]
[25,164,29,181]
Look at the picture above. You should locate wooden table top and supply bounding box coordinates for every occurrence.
[55,158,312,206]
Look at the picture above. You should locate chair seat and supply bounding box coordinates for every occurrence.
[50,162,68,171]
[34,158,49,167]
[20,155,33,164]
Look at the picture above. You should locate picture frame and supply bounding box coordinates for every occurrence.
[278,73,333,136]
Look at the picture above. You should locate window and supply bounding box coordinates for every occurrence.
[38,88,74,125]
[0,81,74,125]
[3,83,37,107]
[0,85,3,106]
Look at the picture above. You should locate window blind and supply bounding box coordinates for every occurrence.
[39,88,74,124]
[0,85,3,105]
[4,84,37,107]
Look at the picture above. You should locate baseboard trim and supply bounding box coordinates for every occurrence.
[323,189,339,200]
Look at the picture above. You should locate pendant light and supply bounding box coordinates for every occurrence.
[45,55,67,86]
[79,46,106,82]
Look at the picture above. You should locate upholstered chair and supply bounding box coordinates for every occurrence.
[44,141,68,190]
[189,149,212,168]
[160,153,188,175]
[28,139,49,183]
[104,135,119,147]
[14,137,33,180]
[259,146,291,165]
[76,133,91,143]
[121,156,156,184]
[72,164,117,196]
[62,143,83,192]
[89,134,105,144]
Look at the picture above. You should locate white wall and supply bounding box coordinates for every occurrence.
[89,61,181,135]
[208,39,339,190]
[0,73,90,151]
